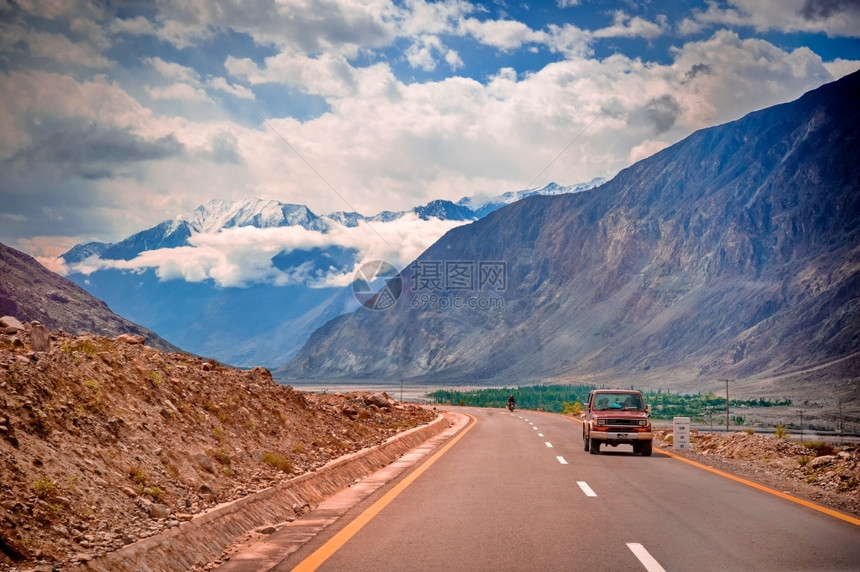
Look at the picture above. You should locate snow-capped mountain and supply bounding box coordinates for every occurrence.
[62,199,328,263]
[179,198,327,233]
[456,178,606,217]
[58,180,606,367]
[62,181,605,264]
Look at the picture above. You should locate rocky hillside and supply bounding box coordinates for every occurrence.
[654,430,859,518]
[0,325,434,571]
[0,243,176,353]
[282,71,860,405]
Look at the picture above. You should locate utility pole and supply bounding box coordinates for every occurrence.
[838,399,844,436]
[797,409,804,444]
[719,379,735,433]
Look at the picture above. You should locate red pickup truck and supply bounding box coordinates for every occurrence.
[582,389,653,456]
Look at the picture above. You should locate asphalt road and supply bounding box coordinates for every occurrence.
[277,408,860,571]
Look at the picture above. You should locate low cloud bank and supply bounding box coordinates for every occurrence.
[62,215,468,288]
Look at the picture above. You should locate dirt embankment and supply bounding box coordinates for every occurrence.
[0,325,435,571]
[654,429,860,518]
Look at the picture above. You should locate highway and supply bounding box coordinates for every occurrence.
[268,408,860,571]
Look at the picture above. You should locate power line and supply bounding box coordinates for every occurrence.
[524,109,604,191]
[253,110,395,251]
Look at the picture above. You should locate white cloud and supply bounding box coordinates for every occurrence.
[3,0,857,259]
[593,11,667,40]
[0,23,111,68]
[66,216,468,288]
[445,48,465,70]
[459,17,546,50]
[147,83,211,102]
[109,16,158,37]
[398,0,475,38]
[0,71,152,157]
[824,58,860,79]
[228,49,364,98]
[546,24,593,59]
[12,0,103,21]
[688,0,860,38]
[145,57,199,83]
[669,30,835,127]
[406,35,445,71]
[208,77,255,100]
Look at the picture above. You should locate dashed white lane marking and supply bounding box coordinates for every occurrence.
[577,481,597,497]
[556,456,568,465]
[532,426,538,430]
[627,543,666,572]
[537,433,544,437]
[545,442,553,448]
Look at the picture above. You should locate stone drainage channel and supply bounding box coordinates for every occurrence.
[73,412,468,572]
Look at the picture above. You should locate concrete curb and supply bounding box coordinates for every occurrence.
[76,413,454,572]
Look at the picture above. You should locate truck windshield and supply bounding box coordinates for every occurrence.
[594,393,643,410]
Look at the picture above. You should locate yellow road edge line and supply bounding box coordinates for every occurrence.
[290,413,478,571]
[656,447,860,526]
[561,413,860,527]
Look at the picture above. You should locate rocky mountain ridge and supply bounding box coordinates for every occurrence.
[0,243,175,353]
[282,71,860,407]
[0,324,433,570]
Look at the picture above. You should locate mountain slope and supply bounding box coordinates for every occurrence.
[0,243,178,351]
[58,182,602,367]
[281,71,860,401]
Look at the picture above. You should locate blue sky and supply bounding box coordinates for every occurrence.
[1,0,859,270]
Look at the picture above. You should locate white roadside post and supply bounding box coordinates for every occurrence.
[673,416,690,450]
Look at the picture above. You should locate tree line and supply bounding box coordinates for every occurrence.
[427,385,792,420]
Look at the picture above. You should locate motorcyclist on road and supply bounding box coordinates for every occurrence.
[507,394,516,411]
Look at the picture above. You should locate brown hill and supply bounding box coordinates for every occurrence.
[0,242,177,353]
[0,327,433,570]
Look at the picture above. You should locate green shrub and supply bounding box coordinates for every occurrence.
[33,477,56,499]
[563,401,582,416]
[213,446,231,465]
[805,441,837,456]
[128,465,150,486]
[163,462,179,479]
[261,452,293,473]
[774,424,789,439]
